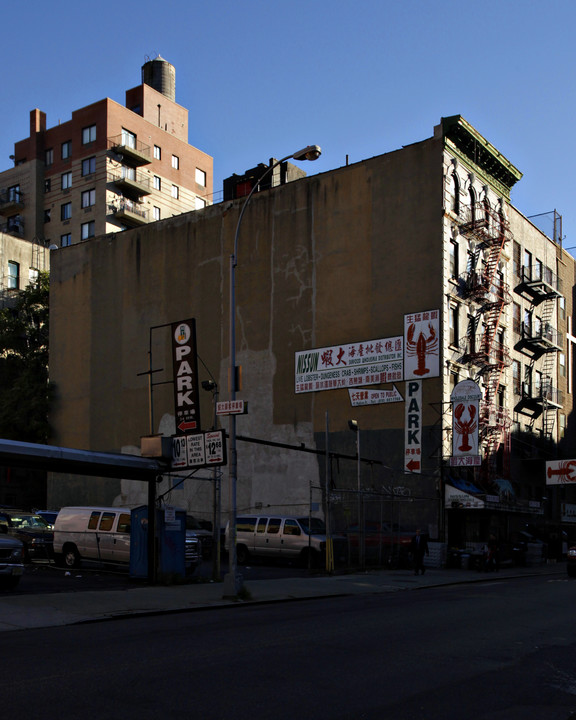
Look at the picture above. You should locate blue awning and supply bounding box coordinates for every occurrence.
[448,477,482,495]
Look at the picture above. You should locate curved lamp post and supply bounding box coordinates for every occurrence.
[224,145,322,597]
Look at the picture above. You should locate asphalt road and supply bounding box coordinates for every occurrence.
[4,573,576,719]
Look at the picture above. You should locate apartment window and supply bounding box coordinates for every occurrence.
[61,141,72,160]
[512,241,521,277]
[523,249,532,281]
[81,189,96,208]
[6,215,22,232]
[450,173,460,215]
[154,145,161,160]
[153,206,161,221]
[61,171,72,190]
[121,165,135,181]
[560,352,566,377]
[7,185,20,202]
[449,240,459,279]
[44,209,51,223]
[560,414,566,439]
[512,360,521,395]
[172,154,179,170]
[523,309,532,336]
[195,168,206,187]
[61,202,72,221]
[81,221,95,240]
[45,148,53,166]
[121,128,136,149]
[512,302,521,334]
[61,233,71,247]
[195,196,206,210]
[7,261,19,290]
[82,124,97,144]
[44,178,51,193]
[449,304,459,347]
[153,176,161,190]
[82,156,96,176]
[171,184,179,199]
[534,259,543,281]
[559,296,566,320]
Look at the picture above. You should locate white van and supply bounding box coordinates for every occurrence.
[53,507,132,568]
[225,515,347,568]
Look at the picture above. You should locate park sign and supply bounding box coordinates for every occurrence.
[295,336,403,394]
[171,319,201,435]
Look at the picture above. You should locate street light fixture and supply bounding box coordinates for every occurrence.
[223,145,322,598]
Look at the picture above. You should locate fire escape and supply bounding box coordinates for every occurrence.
[514,262,563,439]
[458,201,513,485]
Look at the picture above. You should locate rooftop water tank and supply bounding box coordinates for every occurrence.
[142,56,176,101]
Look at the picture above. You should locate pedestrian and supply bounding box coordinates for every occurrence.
[411,528,429,575]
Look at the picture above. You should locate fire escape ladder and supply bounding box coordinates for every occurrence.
[459,202,512,486]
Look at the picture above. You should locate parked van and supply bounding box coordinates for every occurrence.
[53,506,202,572]
[53,507,133,568]
[225,515,347,567]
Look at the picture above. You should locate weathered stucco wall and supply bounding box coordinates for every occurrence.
[48,135,446,524]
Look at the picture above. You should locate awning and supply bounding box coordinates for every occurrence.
[445,483,485,509]
[448,476,482,495]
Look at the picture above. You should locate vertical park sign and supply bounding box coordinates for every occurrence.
[171,319,201,434]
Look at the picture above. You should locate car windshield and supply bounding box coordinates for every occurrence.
[297,517,326,534]
[186,516,202,530]
[10,514,50,529]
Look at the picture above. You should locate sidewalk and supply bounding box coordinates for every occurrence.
[0,563,565,634]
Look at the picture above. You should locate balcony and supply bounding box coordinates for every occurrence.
[0,188,24,216]
[515,265,562,304]
[516,322,562,357]
[460,334,511,370]
[108,134,151,166]
[110,198,149,227]
[0,216,24,237]
[514,381,562,418]
[108,170,151,197]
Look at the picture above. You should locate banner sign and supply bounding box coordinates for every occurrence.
[295,336,403,394]
[451,379,481,458]
[171,319,201,435]
[404,309,440,379]
[348,386,403,407]
[546,459,576,485]
[404,380,422,473]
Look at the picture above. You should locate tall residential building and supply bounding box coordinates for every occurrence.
[47,116,575,557]
[0,56,213,249]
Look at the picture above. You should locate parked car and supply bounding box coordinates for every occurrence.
[35,510,59,526]
[567,546,576,577]
[186,516,213,559]
[346,522,413,565]
[0,510,54,561]
[0,530,25,590]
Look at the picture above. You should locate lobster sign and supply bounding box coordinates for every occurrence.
[546,459,576,485]
[404,310,440,379]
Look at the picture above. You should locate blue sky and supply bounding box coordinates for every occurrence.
[2,0,575,247]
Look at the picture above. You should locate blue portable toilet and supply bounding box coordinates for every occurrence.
[130,506,186,581]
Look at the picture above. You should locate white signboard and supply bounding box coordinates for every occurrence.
[216,400,246,416]
[451,379,481,458]
[295,336,403,394]
[561,503,576,523]
[449,455,482,467]
[171,430,227,471]
[404,310,440,379]
[546,459,576,485]
[348,386,403,407]
[404,380,422,473]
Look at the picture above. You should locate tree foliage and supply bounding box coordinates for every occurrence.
[0,272,52,443]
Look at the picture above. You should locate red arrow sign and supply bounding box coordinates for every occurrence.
[406,459,420,472]
[178,420,198,432]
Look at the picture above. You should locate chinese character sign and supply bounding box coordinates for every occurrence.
[295,336,403,394]
[404,310,440,380]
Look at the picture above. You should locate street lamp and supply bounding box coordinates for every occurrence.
[223,145,322,597]
[348,419,364,570]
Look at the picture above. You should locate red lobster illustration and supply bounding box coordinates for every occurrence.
[454,403,477,452]
[406,322,438,376]
[547,460,576,483]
